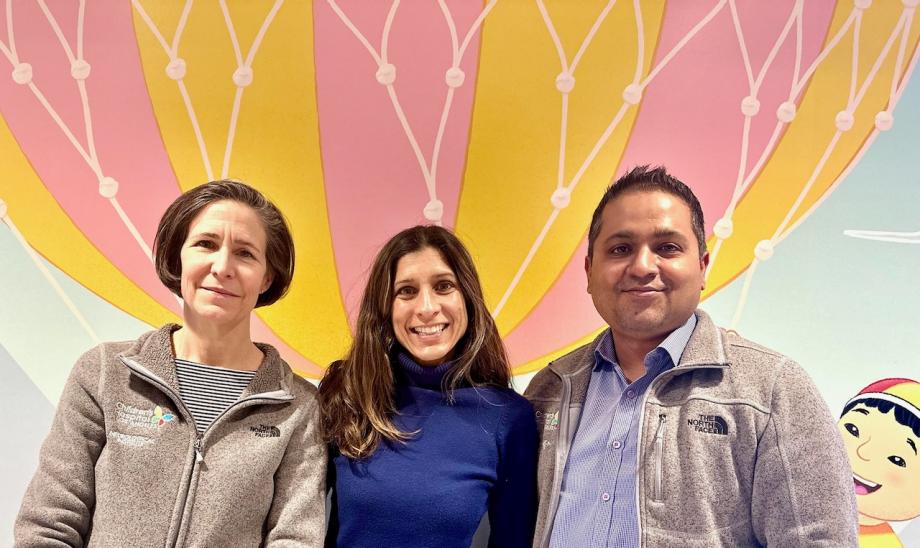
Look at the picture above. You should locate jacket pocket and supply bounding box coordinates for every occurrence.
[652,413,666,502]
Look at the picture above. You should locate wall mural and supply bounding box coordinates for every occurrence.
[1,1,918,545]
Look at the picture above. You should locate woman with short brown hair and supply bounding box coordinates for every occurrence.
[15,180,325,547]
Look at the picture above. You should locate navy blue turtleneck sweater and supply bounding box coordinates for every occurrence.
[326,354,538,548]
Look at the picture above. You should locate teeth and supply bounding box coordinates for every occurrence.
[853,473,878,488]
[413,324,446,335]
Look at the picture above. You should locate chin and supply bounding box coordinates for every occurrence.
[414,349,451,366]
[188,305,244,323]
[620,315,666,333]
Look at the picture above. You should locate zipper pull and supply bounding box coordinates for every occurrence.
[195,434,203,463]
[652,414,666,501]
[654,413,666,441]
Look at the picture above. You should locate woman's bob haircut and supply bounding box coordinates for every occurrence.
[319,225,511,460]
[153,180,295,308]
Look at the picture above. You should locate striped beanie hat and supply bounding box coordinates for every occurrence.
[846,378,920,419]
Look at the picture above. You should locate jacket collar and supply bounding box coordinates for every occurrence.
[678,310,730,368]
[120,323,292,398]
[547,309,730,381]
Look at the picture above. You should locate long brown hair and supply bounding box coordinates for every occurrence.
[318,225,511,459]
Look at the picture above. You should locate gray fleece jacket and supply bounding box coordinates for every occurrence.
[14,324,326,547]
[524,311,857,547]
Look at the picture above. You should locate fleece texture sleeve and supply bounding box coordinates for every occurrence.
[14,345,107,548]
[750,359,858,547]
[263,382,328,547]
[488,396,539,548]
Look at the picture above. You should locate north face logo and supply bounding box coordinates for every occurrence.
[250,424,280,438]
[688,414,728,435]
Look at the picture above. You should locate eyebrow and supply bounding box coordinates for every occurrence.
[190,231,220,240]
[393,272,456,286]
[909,438,917,455]
[605,228,688,241]
[852,408,870,415]
[191,231,259,250]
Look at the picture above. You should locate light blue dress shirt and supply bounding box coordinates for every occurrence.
[548,314,697,548]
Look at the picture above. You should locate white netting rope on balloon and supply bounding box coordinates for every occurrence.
[0,200,100,343]
[132,0,285,181]
[326,0,498,225]
[729,2,918,329]
[1,0,288,336]
[0,0,143,341]
[479,0,918,333]
[1,0,152,259]
[1,0,918,347]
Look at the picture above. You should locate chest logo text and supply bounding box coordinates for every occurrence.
[688,414,728,436]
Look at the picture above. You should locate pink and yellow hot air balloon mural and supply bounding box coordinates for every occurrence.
[3,1,917,376]
[3,1,920,542]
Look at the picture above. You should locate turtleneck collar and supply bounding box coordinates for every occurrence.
[396,351,456,390]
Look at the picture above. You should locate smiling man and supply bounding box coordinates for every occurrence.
[525,166,857,547]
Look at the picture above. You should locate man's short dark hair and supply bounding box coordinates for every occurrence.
[153,180,295,307]
[587,165,706,258]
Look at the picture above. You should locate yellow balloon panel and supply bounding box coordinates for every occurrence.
[229,5,353,366]
[132,1,238,185]
[457,0,666,335]
[0,115,176,329]
[133,1,350,366]
[704,3,920,298]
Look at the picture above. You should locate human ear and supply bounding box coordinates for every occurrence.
[261,272,273,294]
[584,255,592,294]
[699,252,710,289]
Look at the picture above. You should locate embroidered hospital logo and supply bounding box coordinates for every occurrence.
[688,414,728,435]
[109,430,154,447]
[250,424,281,438]
[116,402,176,430]
[153,406,176,427]
[536,410,559,431]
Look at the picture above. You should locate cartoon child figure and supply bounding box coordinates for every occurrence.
[839,378,920,547]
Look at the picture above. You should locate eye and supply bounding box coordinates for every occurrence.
[888,455,906,468]
[434,280,456,293]
[658,243,682,254]
[844,423,859,438]
[395,285,417,298]
[609,244,630,256]
[193,239,216,249]
[237,249,255,259]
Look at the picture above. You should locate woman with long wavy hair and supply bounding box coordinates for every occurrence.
[319,225,538,547]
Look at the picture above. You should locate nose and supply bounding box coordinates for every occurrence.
[416,287,440,319]
[627,246,658,278]
[855,436,872,462]
[211,246,233,278]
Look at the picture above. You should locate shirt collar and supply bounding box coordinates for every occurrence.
[658,313,698,366]
[594,313,698,371]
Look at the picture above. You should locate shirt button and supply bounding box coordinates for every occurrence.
[611,440,622,449]
[626,389,636,399]
[601,492,611,502]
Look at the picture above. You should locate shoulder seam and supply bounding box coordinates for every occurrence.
[726,339,785,359]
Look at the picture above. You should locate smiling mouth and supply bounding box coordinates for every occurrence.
[853,473,882,495]
[411,324,447,336]
[203,287,239,298]
[623,287,664,294]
